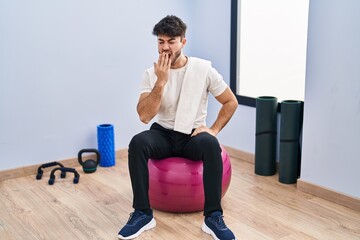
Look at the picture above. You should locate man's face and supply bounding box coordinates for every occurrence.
[157,35,186,66]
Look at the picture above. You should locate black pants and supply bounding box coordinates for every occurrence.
[128,122,223,216]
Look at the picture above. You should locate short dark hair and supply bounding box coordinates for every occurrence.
[152,15,187,38]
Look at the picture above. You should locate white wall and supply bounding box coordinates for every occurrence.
[0,0,193,169]
[300,0,360,198]
[0,0,251,173]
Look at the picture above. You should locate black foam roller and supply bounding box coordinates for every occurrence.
[255,96,278,176]
[279,100,304,184]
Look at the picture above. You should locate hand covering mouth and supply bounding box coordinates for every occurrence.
[163,52,171,58]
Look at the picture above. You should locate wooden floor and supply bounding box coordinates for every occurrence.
[1,154,360,240]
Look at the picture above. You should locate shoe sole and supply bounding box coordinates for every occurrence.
[118,218,156,240]
[201,222,237,240]
[202,222,221,240]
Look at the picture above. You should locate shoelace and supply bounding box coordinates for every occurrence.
[127,211,144,225]
[210,215,227,230]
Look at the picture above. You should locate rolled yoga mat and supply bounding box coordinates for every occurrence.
[97,124,115,167]
[278,100,304,184]
[255,96,278,176]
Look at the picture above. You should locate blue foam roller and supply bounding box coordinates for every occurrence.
[97,124,115,167]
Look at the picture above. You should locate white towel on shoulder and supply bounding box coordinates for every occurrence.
[174,57,211,134]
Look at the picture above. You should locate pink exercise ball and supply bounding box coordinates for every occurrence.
[148,145,232,213]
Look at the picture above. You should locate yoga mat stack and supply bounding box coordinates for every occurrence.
[255,96,278,176]
[279,100,304,184]
[97,124,115,167]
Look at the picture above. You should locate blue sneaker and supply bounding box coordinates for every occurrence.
[118,210,156,239]
[202,211,236,240]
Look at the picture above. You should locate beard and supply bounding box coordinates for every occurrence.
[170,49,182,66]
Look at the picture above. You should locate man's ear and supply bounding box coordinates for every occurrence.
[181,37,187,47]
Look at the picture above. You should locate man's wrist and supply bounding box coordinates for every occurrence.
[210,127,220,136]
[155,78,167,88]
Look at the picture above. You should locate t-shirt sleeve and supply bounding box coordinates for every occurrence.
[207,67,228,97]
[140,70,153,94]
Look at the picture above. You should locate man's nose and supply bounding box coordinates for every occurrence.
[162,43,170,51]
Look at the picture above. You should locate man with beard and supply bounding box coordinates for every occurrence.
[118,15,238,240]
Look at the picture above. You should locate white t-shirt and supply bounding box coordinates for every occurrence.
[140,59,227,130]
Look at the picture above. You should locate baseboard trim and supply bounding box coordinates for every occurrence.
[0,149,128,182]
[223,145,254,164]
[297,179,360,212]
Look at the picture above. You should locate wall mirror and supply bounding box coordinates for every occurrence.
[230,0,309,107]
